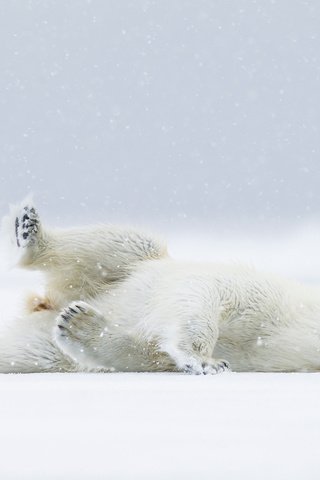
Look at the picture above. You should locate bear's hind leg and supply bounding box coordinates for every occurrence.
[159,300,230,375]
[163,342,230,375]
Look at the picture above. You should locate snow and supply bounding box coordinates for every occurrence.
[1,235,320,479]
[1,372,320,480]
[1,0,320,476]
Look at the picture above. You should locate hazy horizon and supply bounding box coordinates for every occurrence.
[1,1,320,234]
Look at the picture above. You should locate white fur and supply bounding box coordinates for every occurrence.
[1,201,320,374]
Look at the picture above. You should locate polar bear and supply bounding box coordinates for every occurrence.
[1,201,320,374]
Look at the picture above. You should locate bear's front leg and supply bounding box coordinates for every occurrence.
[9,201,49,268]
[15,204,40,248]
[54,301,114,371]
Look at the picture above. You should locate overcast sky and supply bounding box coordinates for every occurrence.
[1,0,320,233]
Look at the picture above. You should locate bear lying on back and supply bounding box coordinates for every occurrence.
[1,200,320,374]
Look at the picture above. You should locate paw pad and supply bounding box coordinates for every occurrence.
[202,359,230,375]
[15,206,39,248]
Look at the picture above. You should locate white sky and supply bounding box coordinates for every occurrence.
[0,1,320,232]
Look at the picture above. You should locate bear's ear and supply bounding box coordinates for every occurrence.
[0,194,36,268]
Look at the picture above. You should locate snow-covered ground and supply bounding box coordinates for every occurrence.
[1,233,320,479]
[1,371,320,480]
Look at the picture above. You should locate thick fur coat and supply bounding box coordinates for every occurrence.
[1,201,320,374]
